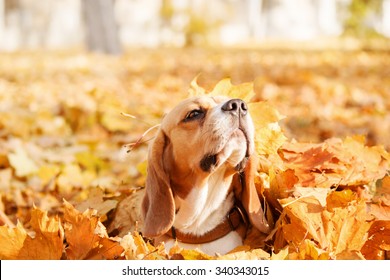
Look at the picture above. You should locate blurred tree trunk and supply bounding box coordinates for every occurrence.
[82,0,122,55]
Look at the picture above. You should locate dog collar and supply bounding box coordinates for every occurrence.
[166,204,248,244]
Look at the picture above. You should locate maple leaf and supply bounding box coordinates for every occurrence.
[121,231,167,260]
[0,222,27,259]
[249,102,287,155]
[288,239,329,260]
[17,207,64,260]
[361,220,390,260]
[75,187,118,220]
[323,191,372,259]
[63,200,123,260]
[280,137,390,189]
[277,191,372,259]
[8,148,38,177]
[0,208,63,260]
[217,248,270,260]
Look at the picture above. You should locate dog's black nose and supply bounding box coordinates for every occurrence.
[222,99,247,116]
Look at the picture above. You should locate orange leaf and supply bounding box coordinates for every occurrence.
[63,200,101,259]
[361,220,390,260]
[18,207,64,260]
[0,222,27,259]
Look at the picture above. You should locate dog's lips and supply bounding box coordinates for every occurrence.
[200,126,251,173]
[200,154,218,172]
[241,127,252,158]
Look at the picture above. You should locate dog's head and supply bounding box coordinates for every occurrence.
[142,96,269,237]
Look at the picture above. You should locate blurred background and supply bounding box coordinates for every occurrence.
[0,0,389,52]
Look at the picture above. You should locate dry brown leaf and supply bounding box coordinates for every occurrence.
[0,222,27,259]
[361,220,390,260]
[278,192,372,258]
[108,189,144,237]
[280,197,327,249]
[217,248,270,260]
[63,201,101,259]
[288,239,329,260]
[323,195,371,258]
[17,207,64,260]
[280,137,390,189]
[75,187,118,218]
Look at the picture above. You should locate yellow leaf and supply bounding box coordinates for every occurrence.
[0,222,27,259]
[63,200,101,260]
[209,78,255,102]
[37,165,60,186]
[188,75,206,97]
[323,199,371,256]
[75,187,118,218]
[179,249,214,260]
[8,149,38,177]
[0,168,12,191]
[18,207,64,260]
[249,102,287,155]
[75,151,107,172]
[120,232,140,260]
[326,189,357,210]
[281,197,328,249]
[101,112,131,132]
[270,246,289,260]
[219,248,270,260]
[57,164,95,193]
[289,239,329,260]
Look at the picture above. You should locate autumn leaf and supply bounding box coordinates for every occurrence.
[323,192,372,258]
[63,200,123,260]
[1,50,390,261]
[208,78,255,102]
[0,208,63,260]
[217,248,270,260]
[249,102,287,155]
[277,191,373,259]
[0,222,27,259]
[8,148,38,177]
[280,137,390,189]
[361,220,390,260]
[17,207,64,260]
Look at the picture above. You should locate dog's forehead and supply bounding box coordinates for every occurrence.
[162,95,229,127]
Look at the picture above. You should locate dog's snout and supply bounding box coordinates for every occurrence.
[222,99,247,116]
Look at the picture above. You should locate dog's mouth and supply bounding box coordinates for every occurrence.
[200,154,218,172]
[200,126,251,173]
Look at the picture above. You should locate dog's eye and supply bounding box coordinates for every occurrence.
[184,109,204,122]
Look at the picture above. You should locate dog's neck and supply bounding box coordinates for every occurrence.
[172,166,235,236]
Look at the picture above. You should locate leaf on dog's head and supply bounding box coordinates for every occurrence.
[188,75,206,97]
[209,78,254,102]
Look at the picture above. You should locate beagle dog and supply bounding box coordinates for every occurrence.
[141,96,270,255]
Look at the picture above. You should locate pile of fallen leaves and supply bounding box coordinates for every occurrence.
[0,49,389,260]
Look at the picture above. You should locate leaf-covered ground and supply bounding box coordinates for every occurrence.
[0,48,389,260]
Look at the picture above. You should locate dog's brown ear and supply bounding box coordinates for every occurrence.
[141,128,175,238]
[235,154,270,234]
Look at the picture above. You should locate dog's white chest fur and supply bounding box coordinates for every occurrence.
[173,167,234,235]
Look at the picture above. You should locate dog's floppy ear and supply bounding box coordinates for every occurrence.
[235,154,270,234]
[141,128,175,238]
